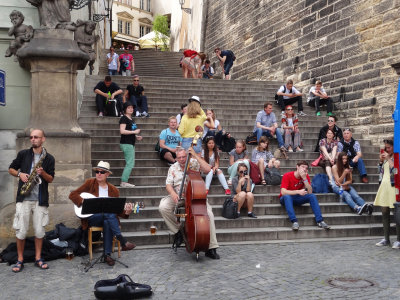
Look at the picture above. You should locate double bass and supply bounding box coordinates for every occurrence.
[174,131,210,261]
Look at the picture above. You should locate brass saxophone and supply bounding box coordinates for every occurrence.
[20,147,47,196]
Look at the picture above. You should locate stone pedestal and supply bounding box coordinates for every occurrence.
[0,29,92,246]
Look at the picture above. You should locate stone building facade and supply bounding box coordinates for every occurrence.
[203,0,400,142]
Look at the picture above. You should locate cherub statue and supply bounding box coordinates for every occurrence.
[26,0,76,30]
[5,10,34,57]
[74,20,100,71]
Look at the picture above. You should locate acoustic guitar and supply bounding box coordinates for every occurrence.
[74,192,143,218]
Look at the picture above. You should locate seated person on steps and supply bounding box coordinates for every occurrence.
[275,79,306,117]
[94,75,123,117]
[159,116,182,165]
[69,161,136,266]
[232,163,256,218]
[279,160,330,231]
[158,147,220,259]
[123,75,150,118]
[253,102,285,151]
[307,80,333,116]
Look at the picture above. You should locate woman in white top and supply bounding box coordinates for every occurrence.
[201,136,231,195]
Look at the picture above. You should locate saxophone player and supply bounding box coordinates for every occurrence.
[8,129,55,273]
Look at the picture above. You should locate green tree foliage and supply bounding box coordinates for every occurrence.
[152,15,169,51]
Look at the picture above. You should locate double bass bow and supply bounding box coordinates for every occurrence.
[174,129,210,261]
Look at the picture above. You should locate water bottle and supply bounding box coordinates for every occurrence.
[339,186,343,201]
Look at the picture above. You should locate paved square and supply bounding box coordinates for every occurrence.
[1,239,399,299]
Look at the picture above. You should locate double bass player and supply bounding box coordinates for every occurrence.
[159,147,220,259]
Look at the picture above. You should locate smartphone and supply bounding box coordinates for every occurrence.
[380,149,385,154]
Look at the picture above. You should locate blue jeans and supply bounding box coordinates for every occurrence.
[331,183,365,210]
[108,69,118,75]
[129,95,148,113]
[349,158,367,177]
[254,127,284,147]
[88,213,122,255]
[181,137,202,153]
[280,194,323,223]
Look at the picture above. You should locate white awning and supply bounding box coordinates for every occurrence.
[114,34,138,44]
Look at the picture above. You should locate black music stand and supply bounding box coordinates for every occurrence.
[82,197,128,272]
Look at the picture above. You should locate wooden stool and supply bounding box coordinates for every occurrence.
[88,226,121,260]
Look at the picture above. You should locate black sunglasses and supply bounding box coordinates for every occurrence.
[95,170,106,174]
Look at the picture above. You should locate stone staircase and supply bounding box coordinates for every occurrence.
[99,49,183,77]
[79,51,385,248]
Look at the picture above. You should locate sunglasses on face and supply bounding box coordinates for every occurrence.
[238,170,247,174]
[95,170,106,174]
[30,135,42,139]
[328,120,335,123]
[133,80,139,82]
[286,108,293,111]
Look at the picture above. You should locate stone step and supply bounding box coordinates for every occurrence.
[90,149,378,160]
[120,201,379,220]
[113,182,378,197]
[121,212,381,232]
[121,223,386,246]
[110,192,377,207]
[106,173,379,186]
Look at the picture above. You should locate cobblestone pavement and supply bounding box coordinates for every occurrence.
[1,239,400,300]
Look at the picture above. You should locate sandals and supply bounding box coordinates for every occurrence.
[12,260,24,273]
[34,258,49,270]
[261,179,267,185]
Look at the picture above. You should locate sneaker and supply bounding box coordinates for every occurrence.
[317,221,330,230]
[367,204,374,215]
[120,182,135,188]
[206,190,209,195]
[359,203,368,215]
[296,147,304,152]
[316,112,321,116]
[227,179,232,185]
[292,222,300,231]
[298,111,307,116]
[392,241,400,249]
[136,111,140,117]
[142,111,149,117]
[376,239,390,246]
[247,212,257,218]
[326,112,333,117]
[361,176,369,183]
[225,189,231,195]
[356,206,362,215]
[288,148,293,153]
[98,112,103,117]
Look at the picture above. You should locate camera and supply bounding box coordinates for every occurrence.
[243,170,248,176]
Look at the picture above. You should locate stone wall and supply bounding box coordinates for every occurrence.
[203,0,400,143]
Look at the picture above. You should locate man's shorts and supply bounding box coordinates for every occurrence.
[159,148,177,161]
[13,201,49,240]
[224,60,234,75]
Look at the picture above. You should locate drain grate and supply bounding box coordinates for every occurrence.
[327,278,375,290]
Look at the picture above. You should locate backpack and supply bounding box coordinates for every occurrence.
[221,196,238,219]
[274,85,293,102]
[183,49,198,58]
[219,133,236,153]
[249,162,261,185]
[105,99,119,117]
[228,50,236,61]
[311,173,333,193]
[245,132,257,145]
[264,167,281,185]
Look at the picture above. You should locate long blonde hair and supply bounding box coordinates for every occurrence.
[187,101,202,118]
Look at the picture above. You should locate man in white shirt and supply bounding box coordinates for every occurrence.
[308,80,333,116]
[276,79,306,116]
[106,46,120,75]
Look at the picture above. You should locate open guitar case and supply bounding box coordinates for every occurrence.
[94,274,152,299]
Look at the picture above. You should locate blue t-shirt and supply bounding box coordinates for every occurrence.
[159,128,182,151]
[221,50,233,64]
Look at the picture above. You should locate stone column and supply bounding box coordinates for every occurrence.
[6,29,92,239]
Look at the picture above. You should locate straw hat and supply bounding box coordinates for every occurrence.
[92,161,112,174]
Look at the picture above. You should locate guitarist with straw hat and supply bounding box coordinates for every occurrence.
[69,161,136,266]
